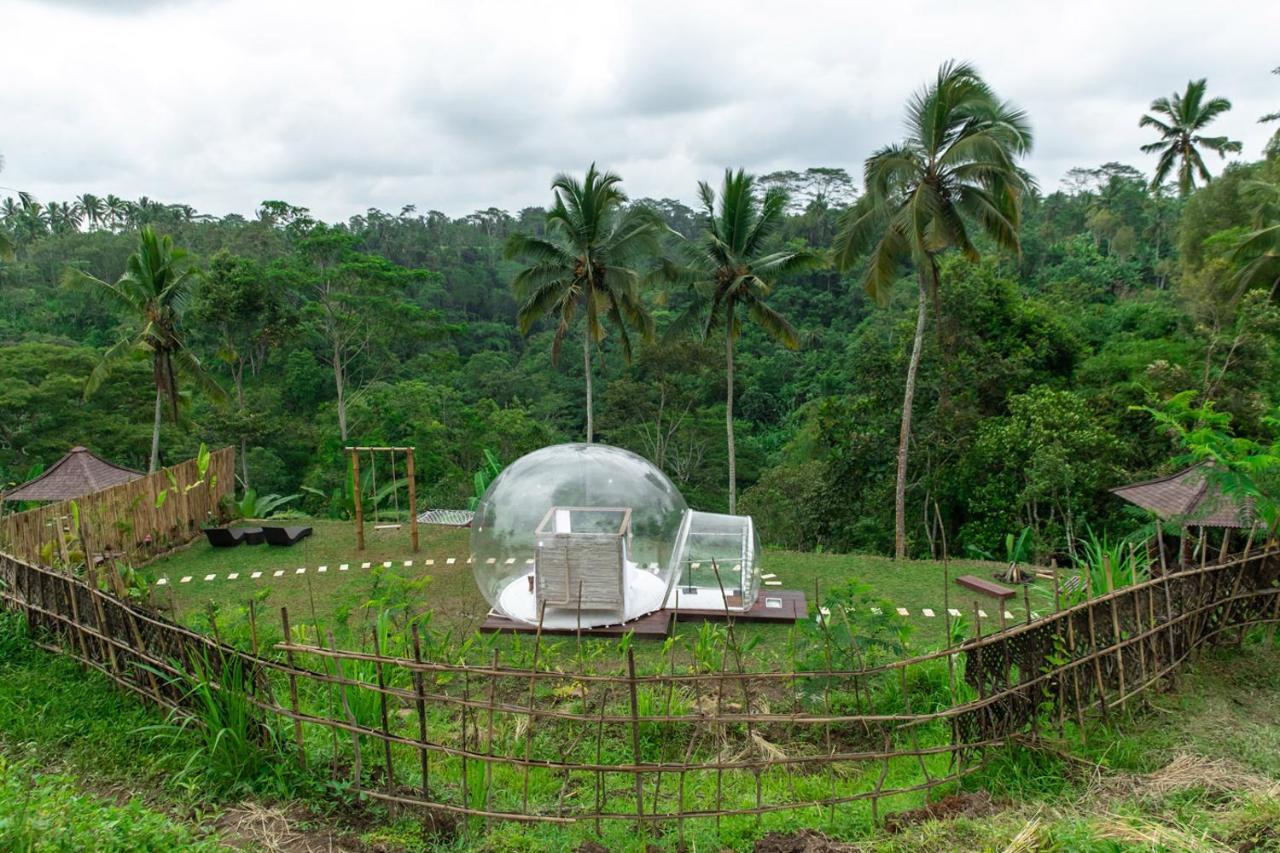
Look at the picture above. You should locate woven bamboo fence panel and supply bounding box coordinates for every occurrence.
[0,447,234,564]
[2,546,1278,833]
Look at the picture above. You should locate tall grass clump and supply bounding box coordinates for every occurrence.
[1072,526,1151,602]
[143,649,285,795]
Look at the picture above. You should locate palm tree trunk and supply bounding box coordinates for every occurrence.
[894,267,930,560]
[726,323,737,515]
[582,323,594,443]
[149,385,163,473]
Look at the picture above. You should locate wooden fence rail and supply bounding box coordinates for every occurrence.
[0,447,234,565]
[1,545,1278,833]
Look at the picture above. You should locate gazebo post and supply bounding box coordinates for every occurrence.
[1178,525,1190,569]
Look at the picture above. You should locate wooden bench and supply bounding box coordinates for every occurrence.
[955,574,1016,600]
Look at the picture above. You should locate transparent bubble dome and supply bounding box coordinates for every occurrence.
[470,443,688,627]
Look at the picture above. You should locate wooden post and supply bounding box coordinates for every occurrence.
[406,448,419,553]
[351,449,364,552]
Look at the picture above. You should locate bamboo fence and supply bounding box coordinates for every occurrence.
[0,447,234,565]
[1,544,1278,832]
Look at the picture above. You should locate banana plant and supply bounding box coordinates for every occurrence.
[232,489,300,520]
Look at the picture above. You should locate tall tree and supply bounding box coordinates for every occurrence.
[189,251,293,488]
[663,169,820,512]
[288,224,424,442]
[833,60,1032,559]
[67,226,225,471]
[506,164,662,442]
[1140,78,1242,196]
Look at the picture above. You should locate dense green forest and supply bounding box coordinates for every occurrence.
[3,68,1279,564]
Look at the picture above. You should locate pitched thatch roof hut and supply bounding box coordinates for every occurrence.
[1109,461,1252,528]
[2,446,143,503]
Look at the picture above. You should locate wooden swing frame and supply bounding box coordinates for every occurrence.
[347,446,418,552]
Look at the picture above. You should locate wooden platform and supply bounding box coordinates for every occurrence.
[672,588,808,624]
[478,589,807,638]
[955,574,1016,600]
[479,608,673,638]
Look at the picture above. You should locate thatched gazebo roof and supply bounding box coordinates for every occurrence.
[1110,461,1253,528]
[2,446,143,502]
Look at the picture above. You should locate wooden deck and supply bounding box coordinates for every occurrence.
[672,588,808,624]
[479,608,673,638]
[478,589,807,638]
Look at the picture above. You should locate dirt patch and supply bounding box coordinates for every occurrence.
[882,791,1001,833]
[213,802,376,852]
[753,829,858,852]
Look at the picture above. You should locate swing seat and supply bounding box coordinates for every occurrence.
[374,523,403,531]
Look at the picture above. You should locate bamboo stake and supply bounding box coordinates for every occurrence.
[521,601,546,817]
[329,630,362,784]
[372,629,395,793]
[410,624,430,798]
[485,649,499,828]
[248,598,259,656]
[626,648,644,836]
[1081,571,1111,724]
[280,607,306,767]
[351,449,364,552]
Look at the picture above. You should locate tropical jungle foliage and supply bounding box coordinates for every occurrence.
[2,66,1278,564]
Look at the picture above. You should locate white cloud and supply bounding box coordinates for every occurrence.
[2,0,1276,219]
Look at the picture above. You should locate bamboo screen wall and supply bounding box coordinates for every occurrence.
[1,546,1278,836]
[0,447,234,565]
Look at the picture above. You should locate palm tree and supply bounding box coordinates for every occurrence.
[663,169,821,513]
[104,194,129,229]
[1140,79,1242,196]
[505,164,662,442]
[0,157,14,261]
[833,60,1032,560]
[1261,67,1280,159]
[77,193,104,230]
[1232,175,1280,296]
[67,226,224,471]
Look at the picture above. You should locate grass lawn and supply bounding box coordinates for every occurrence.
[3,602,1277,852]
[143,519,1030,655]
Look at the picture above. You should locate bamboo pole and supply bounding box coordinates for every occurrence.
[626,648,645,835]
[351,449,364,552]
[372,629,395,792]
[406,448,419,553]
[410,625,430,798]
[280,607,306,767]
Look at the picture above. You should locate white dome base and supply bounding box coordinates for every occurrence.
[494,563,668,629]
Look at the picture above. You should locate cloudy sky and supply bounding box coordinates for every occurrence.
[3,0,1277,221]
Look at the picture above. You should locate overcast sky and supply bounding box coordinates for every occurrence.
[3,0,1277,221]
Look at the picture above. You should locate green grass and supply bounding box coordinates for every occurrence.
[2,604,1278,852]
[143,519,1021,652]
[0,757,227,852]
